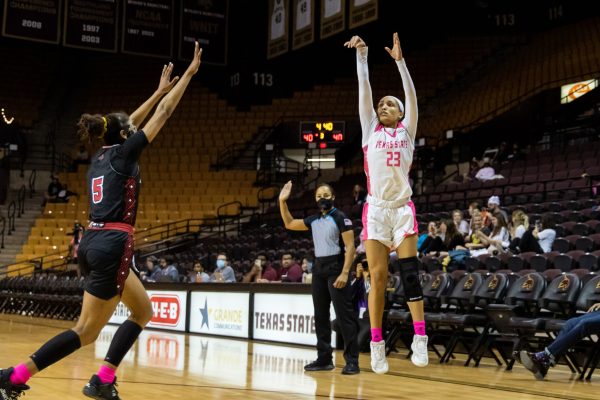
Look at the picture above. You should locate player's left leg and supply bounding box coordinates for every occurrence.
[83,272,152,400]
[395,234,428,367]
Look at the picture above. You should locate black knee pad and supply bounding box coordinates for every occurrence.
[398,256,423,302]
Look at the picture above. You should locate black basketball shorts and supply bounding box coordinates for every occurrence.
[78,229,135,300]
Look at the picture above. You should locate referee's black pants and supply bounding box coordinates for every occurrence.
[312,255,359,365]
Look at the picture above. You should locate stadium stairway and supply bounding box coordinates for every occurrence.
[0,188,45,266]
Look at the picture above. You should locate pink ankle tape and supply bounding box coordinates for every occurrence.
[97,365,116,384]
[413,320,426,336]
[10,364,31,385]
[371,328,383,342]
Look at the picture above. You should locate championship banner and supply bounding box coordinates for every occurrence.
[179,0,228,65]
[63,0,118,52]
[267,0,288,59]
[2,0,61,43]
[320,0,344,39]
[349,0,377,29]
[292,0,313,50]
[122,0,173,57]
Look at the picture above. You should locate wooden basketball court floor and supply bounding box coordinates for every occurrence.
[0,316,598,400]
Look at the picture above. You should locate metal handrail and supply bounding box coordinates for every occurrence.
[2,249,69,276]
[0,216,5,249]
[217,201,243,236]
[7,201,16,234]
[17,185,26,217]
[28,169,36,198]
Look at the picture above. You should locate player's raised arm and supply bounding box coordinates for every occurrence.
[129,62,180,128]
[385,32,418,138]
[345,35,377,143]
[142,42,202,143]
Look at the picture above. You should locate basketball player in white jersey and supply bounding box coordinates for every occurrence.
[345,32,427,374]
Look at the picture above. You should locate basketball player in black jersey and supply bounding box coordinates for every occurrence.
[0,42,202,400]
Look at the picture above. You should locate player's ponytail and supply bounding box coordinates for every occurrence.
[77,113,106,142]
[77,112,131,144]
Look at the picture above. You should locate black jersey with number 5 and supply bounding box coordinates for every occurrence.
[86,131,149,225]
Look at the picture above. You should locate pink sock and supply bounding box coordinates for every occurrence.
[371,328,383,342]
[413,320,426,336]
[97,365,116,384]
[9,364,31,385]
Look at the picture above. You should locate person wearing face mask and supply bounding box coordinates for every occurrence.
[211,253,236,283]
[279,181,359,375]
[0,43,203,399]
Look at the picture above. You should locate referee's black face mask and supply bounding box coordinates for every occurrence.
[317,198,333,211]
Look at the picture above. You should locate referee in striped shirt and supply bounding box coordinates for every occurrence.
[279,181,359,375]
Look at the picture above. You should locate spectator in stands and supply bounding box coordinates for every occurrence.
[57,185,79,203]
[243,255,266,283]
[496,141,510,163]
[463,159,480,182]
[351,256,371,352]
[279,181,359,374]
[281,253,303,282]
[420,219,466,257]
[520,301,600,380]
[258,258,281,282]
[352,184,367,206]
[475,158,503,181]
[154,256,179,282]
[43,175,64,206]
[140,256,159,281]
[475,213,510,254]
[508,209,529,250]
[210,253,236,282]
[418,221,441,255]
[514,214,556,254]
[452,209,469,236]
[68,222,85,263]
[71,145,90,171]
[506,143,524,161]
[487,196,509,222]
[188,261,210,283]
[465,211,490,256]
[301,257,313,283]
[468,201,481,227]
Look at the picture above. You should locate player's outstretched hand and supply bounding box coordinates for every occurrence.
[279,181,293,202]
[157,62,179,94]
[385,32,403,61]
[186,41,203,75]
[344,35,366,49]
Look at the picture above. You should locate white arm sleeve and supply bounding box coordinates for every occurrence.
[356,47,377,147]
[396,59,418,139]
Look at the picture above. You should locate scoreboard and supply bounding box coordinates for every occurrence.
[299,121,345,145]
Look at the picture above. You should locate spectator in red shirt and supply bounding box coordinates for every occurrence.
[258,258,281,282]
[281,253,303,283]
